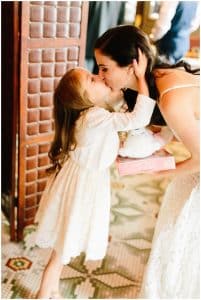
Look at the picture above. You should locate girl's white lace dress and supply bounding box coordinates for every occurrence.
[34,95,155,265]
[140,84,200,299]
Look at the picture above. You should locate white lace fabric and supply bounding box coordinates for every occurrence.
[34,95,155,265]
[140,172,200,299]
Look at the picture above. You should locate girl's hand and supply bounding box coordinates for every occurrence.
[133,48,149,96]
[133,48,148,80]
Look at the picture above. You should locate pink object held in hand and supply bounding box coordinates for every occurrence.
[116,150,176,176]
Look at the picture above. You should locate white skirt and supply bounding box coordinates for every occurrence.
[34,158,111,264]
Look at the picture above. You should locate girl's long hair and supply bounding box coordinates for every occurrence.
[95,25,200,125]
[47,69,93,174]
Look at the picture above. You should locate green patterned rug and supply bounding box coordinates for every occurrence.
[1,141,189,299]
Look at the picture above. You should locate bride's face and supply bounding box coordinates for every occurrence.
[95,49,137,91]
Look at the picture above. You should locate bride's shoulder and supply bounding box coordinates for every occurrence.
[153,67,197,81]
[153,68,199,94]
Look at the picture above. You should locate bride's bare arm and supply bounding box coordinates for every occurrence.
[157,87,199,177]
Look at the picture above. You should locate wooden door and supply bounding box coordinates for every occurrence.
[1,2,20,240]
[17,1,88,240]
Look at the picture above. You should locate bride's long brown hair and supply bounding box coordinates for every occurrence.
[47,68,94,174]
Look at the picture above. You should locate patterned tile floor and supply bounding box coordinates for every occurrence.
[1,141,190,299]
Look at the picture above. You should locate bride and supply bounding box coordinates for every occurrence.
[94,25,200,298]
[139,67,200,298]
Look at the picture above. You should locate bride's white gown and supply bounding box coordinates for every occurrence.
[140,84,200,299]
[140,173,200,298]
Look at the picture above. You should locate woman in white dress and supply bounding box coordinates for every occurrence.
[139,69,200,299]
[35,63,156,299]
[94,25,200,298]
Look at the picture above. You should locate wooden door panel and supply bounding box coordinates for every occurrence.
[1,2,20,240]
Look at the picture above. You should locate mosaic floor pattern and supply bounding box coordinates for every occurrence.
[1,141,190,299]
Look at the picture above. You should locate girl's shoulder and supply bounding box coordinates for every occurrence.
[84,106,110,128]
[86,106,109,116]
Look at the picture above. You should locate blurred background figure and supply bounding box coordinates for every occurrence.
[85,1,137,73]
[149,1,200,64]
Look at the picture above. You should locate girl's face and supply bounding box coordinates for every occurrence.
[95,49,137,91]
[78,68,122,108]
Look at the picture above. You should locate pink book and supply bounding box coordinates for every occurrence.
[116,150,176,176]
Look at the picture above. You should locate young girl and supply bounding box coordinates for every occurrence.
[34,65,155,299]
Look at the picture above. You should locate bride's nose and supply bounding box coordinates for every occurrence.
[97,70,105,81]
